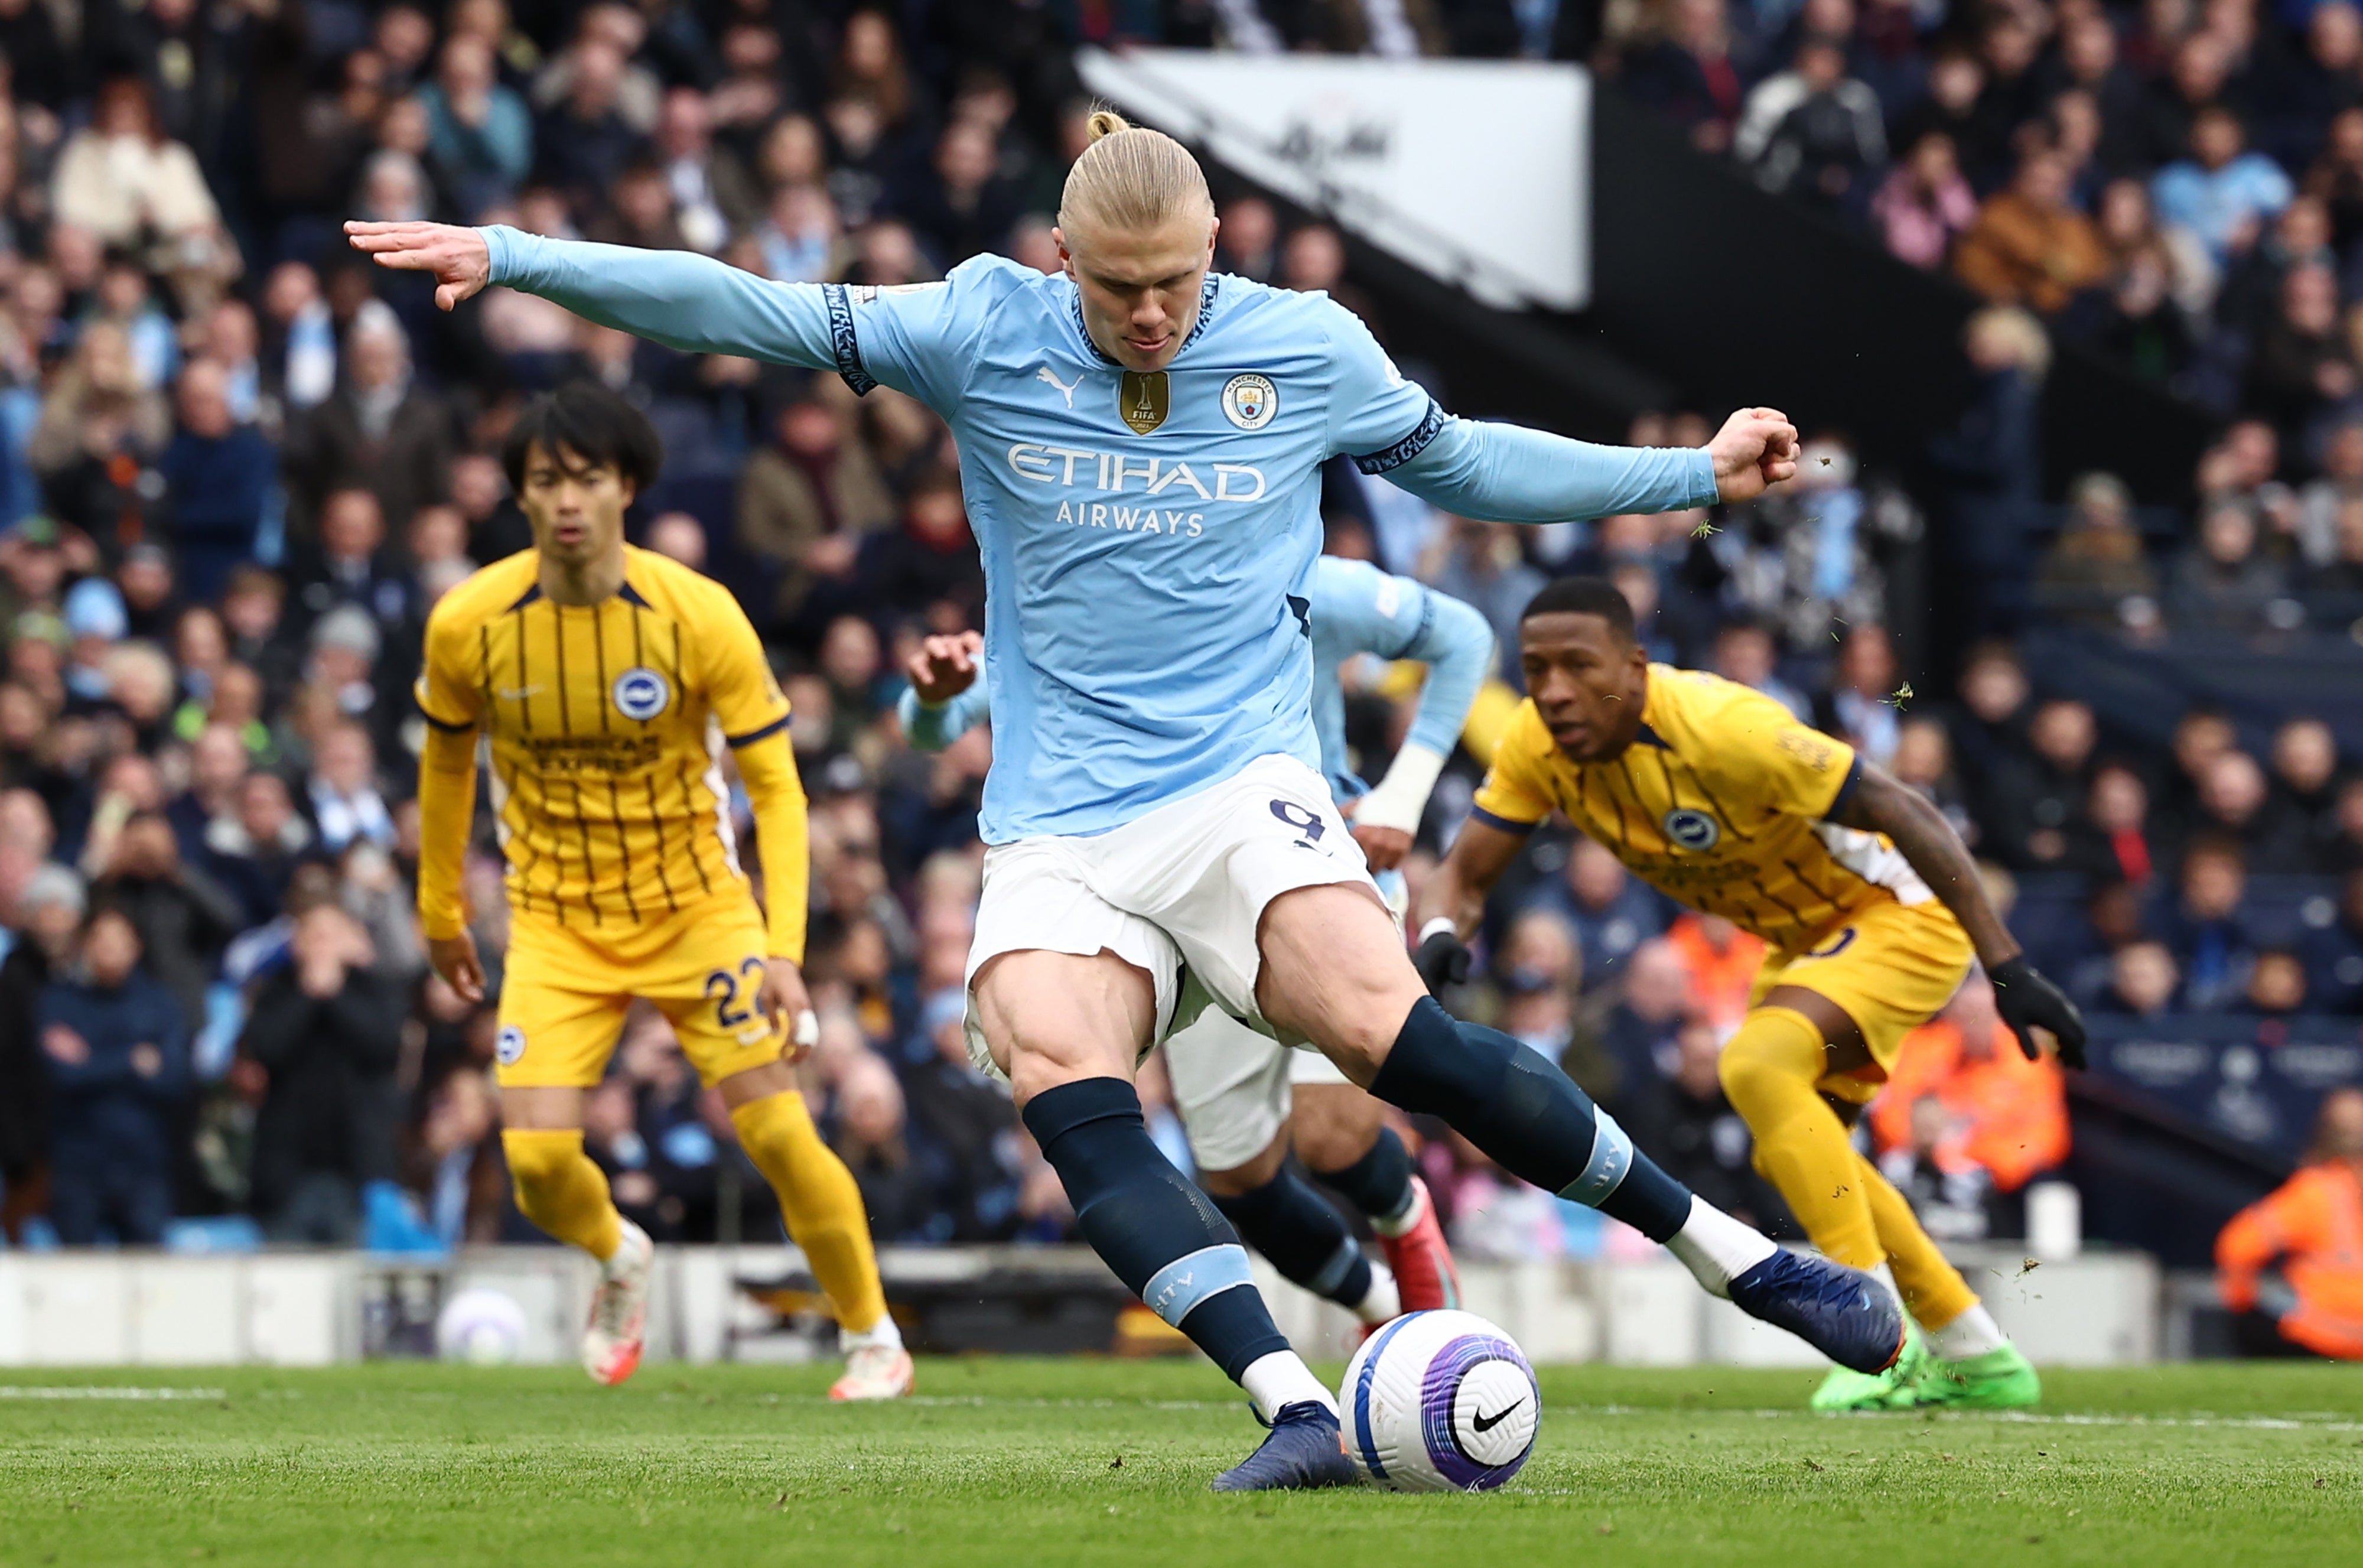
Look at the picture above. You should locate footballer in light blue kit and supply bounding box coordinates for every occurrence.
[897,554,1495,1333]
[352,110,1907,1492]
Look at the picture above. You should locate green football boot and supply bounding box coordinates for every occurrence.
[1809,1320,1929,1411]
[1910,1343,2041,1410]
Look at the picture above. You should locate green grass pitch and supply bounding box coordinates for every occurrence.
[3,1359,2359,1566]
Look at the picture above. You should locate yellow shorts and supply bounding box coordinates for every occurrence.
[1747,896,1975,1106]
[494,892,785,1089]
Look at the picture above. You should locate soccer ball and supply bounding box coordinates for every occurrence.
[436,1287,529,1365]
[1338,1309,1540,1492]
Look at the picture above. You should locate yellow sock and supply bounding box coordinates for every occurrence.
[730,1092,888,1333]
[1856,1151,1979,1330]
[502,1128,623,1262]
[1720,1006,1883,1270]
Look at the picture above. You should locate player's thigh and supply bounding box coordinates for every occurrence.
[1756,900,1975,1089]
[494,974,631,1124]
[1163,998,1294,1177]
[1256,881,1429,1080]
[965,834,1174,1104]
[1101,754,1386,1033]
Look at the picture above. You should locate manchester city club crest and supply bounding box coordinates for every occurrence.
[612,666,672,721]
[1222,373,1277,430]
[1662,807,1721,851]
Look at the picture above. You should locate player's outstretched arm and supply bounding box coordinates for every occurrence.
[1407,814,1529,993]
[1379,406,1798,523]
[1829,764,2087,1067]
[895,632,988,754]
[347,220,842,368]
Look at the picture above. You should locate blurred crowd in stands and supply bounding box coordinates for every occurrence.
[0,0,2352,1280]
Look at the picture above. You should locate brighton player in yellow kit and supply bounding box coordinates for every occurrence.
[414,383,909,1398]
[1415,578,2087,1409]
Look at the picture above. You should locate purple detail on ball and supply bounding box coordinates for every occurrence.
[1418,1332,1539,1491]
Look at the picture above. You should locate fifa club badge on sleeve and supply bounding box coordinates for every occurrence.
[1118,370,1169,434]
[1222,373,1277,430]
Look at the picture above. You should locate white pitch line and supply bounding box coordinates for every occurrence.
[0,1386,227,1401]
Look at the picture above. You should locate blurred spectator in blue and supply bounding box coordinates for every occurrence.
[200,768,310,932]
[1431,519,1546,687]
[38,905,188,1245]
[1,862,82,1242]
[2156,837,2260,1011]
[2089,937,2183,1019]
[237,903,404,1243]
[2305,867,2363,1012]
[1577,935,1690,1099]
[303,721,396,857]
[420,32,534,215]
[1710,618,1811,718]
[534,37,645,214]
[1531,838,1667,988]
[1813,623,1904,769]
[88,809,239,1035]
[1926,308,2046,639]
[2153,106,2296,269]
[2169,500,2290,630]
[159,360,276,603]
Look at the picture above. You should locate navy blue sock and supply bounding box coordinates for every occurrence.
[1209,1170,1373,1310]
[1022,1078,1288,1380]
[1311,1125,1415,1226]
[1369,997,1693,1242]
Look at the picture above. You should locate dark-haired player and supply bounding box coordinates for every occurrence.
[1415,577,2088,1410]
[412,383,909,1398]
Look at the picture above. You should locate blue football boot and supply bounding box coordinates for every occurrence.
[1210,1401,1360,1493]
[1727,1249,1906,1375]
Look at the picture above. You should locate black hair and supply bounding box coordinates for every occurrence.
[1519,575,1638,645]
[500,382,665,495]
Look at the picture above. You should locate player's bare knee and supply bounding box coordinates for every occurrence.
[1199,1130,1290,1197]
[1290,1087,1381,1172]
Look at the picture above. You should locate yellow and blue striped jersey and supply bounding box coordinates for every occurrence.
[1470,665,1932,952]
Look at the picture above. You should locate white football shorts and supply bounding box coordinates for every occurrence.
[962,752,1379,1080]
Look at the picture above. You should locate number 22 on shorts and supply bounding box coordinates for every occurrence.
[704,956,774,1045]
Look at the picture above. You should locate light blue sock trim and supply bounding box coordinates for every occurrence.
[1306,1235,1363,1300]
[1141,1244,1256,1327]
[1556,1107,1633,1209]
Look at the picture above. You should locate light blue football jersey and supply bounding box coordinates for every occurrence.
[898,555,1496,808]
[480,230,1719,842]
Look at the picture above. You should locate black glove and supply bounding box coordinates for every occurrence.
[1989,955,2087,1070]
[1411,925,1472,996]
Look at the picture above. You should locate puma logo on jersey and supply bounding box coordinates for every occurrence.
[1036,365,1080,408]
